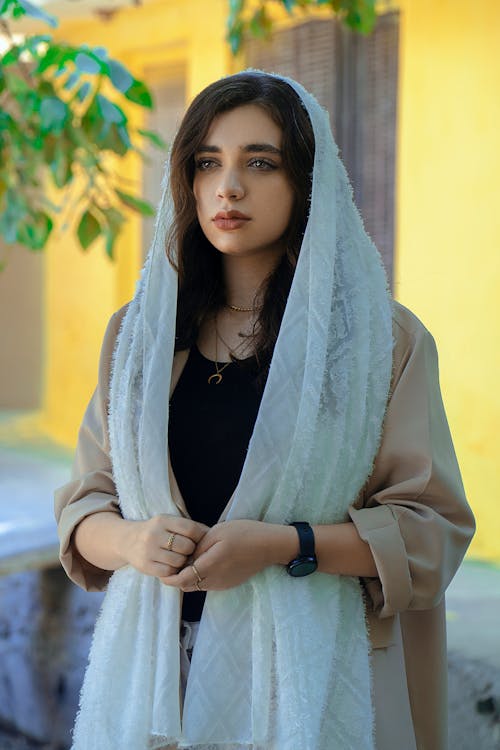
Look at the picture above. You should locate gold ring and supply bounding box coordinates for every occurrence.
[191,563,203,583]
[195,579,203,592]
[166,533,176,551]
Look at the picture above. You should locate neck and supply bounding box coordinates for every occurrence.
[222,250,282,309]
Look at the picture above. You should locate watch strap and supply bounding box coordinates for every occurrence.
[289,521,315,557]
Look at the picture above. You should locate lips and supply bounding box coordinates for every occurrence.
[213,210,251,231]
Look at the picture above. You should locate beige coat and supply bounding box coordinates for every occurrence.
[54,301,475,750]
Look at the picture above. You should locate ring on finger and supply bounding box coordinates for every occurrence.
[191,563,203,583]
[195,579,204,592]
[166,533,176,551]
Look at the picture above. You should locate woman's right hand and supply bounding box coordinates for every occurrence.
[122,514,210,579]
[74,511,209,579]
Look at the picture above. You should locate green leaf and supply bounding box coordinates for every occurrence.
[19,89,41,118]
[77,209,101,250]
[37,79,56,98]
[102,226,117,259]
[117,124,131,148]
[229,0,244,13]
[227,19,244,55]
[137,128,168,150]
[76,81,91,102]
[107,58,134,93]
[0,194,22,243]
[40,97,67,132]
[1,45,21,66]
[50,144,73,188]
[8,74,31,95]
[92,46,108,61]
[75,52,101,75]
[12,4,25,19]
[36,45,63,73]
[81,98,101,141]
[43,134,57,163]
[16,0,58,27]
[124,79,153,108]
[102,125,126,155]
[63,71,80,90]
[249,9,266,38]
[16,211,53,251]
[96,94,127,124]
[101,206,125,260]
[115,189,155,216]
[102,205,125,231]
[348,0,376,33]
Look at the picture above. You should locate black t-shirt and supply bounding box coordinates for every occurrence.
[168,345,265,622]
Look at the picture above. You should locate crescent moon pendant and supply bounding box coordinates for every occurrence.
[208,373,223,385]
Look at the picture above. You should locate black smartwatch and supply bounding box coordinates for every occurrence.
[286,522,318,577]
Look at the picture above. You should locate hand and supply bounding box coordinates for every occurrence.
[159,519,296,591]
[122,514,209,580]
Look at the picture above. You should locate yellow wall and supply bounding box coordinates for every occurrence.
[395,0,500,561]
[41,0,230,445]
[35,0,498,561]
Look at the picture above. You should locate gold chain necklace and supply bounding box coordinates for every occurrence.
[225,302,263,313]
[207,315,248,385]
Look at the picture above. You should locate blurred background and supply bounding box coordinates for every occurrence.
[0,0,499,747]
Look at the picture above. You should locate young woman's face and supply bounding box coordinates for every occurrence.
[193,104,294,262]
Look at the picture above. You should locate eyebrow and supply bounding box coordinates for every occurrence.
[196,143,282,155]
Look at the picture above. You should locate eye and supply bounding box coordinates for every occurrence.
[195,158,218,171]
[248,158,277,170]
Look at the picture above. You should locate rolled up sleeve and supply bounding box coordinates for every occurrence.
[349,304,475,619]
[54,307,127,591]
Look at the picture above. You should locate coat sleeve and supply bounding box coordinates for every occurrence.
[54,307,127,592]
[349,304,475,619]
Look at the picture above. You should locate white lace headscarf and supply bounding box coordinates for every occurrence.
[71,70,393,750]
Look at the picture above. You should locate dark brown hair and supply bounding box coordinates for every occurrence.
[167,72,315,373]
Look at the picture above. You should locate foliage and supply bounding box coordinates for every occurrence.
[0,0,167,258]
[227,0,376,54]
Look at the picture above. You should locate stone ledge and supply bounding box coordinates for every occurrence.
[0,544,60,577]
[0,568,498,749]
[448,651,500,750]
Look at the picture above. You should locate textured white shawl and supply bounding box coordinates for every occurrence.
[71,71,393,750]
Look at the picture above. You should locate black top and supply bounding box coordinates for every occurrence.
[168,345,265,622]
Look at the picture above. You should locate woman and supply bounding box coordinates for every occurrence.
[55,71,475,750]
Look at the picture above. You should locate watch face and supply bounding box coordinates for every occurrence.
[288,557,318,577]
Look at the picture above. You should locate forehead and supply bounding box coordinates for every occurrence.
[202,104,283,147]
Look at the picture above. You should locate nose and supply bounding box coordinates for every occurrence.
[217,169,245,201]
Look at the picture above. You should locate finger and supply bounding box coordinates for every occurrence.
[159,576,200,591]
[159,515,210,543]
[159,568,194,590]
[145,561,178,579]
[193,534,216,558]
[161,562,206,592]
[153,549,188,569]
[160,533,196,557]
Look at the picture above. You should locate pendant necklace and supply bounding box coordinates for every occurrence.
[207,314,249,385]
[207,336,231,385]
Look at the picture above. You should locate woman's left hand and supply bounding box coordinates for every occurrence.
[158,519,296,591]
